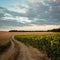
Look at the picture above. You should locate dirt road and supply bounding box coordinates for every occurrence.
[0,32,52,60]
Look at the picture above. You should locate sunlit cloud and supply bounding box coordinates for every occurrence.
[0,25,60,31]
[3,16,32,23]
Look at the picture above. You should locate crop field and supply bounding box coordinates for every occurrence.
[0,32,60,60]
[15,33,60,60]
[0,32,57,46]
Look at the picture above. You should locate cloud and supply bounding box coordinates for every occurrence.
[3,16,32,23]
[0,19,32,28]
[9,3,29,14]
[0,7,5,19]
[26,0,60,24]
[0,13,4,19]
[0,0,60,30]
[0,25,60,31]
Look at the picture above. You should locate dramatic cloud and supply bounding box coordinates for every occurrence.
[0,7,32,28]
[0,0,60,30]
[26,0,60,25]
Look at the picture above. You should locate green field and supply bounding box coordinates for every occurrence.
[15,33,60,60]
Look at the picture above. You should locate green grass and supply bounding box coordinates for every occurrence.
[15,34,60,60]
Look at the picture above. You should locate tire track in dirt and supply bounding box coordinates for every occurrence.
[12,36,50,60]
[0,35,50,60]
[12,36,35,60]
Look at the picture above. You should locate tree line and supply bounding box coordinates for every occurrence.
[9,28,60,32]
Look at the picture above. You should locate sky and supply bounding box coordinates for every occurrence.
[0,0,60,31]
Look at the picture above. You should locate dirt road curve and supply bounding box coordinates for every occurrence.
[0,32,51,60]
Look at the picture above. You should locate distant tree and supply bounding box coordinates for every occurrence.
[47,28,60,32]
